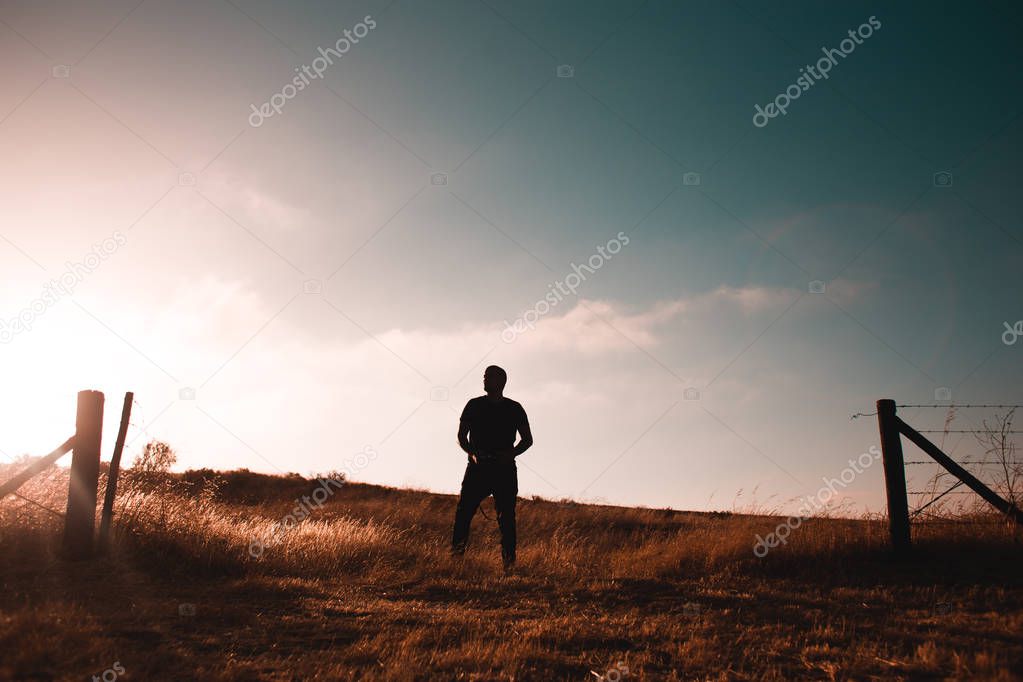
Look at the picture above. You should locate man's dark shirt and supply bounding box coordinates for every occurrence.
[460,397,529,459]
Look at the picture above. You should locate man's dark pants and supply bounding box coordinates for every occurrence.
[451,460,517,564]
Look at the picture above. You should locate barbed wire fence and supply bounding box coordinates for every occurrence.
[0,393,155,532]
[858,403,1023,533]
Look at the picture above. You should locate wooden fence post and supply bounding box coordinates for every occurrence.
[99,392,133,549]
[877,398,911,553]
[63,390,104,559]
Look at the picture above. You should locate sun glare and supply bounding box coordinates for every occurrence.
[0,308,140,459]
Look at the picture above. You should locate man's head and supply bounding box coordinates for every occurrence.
[483,365,507,395]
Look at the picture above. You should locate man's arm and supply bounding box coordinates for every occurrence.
[504,408,533,461]
[457,407,477,464]
[514,416,533,456]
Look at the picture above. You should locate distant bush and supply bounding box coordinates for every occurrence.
[123,440,177,492]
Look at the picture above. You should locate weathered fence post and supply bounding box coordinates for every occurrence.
[99,392,133,549]
[63,390,105,559]
[876,398,911,553]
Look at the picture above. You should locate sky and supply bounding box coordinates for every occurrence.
[0,0,1021,515]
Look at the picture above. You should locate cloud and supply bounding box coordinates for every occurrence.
[761,202,895,244]
[0,273,891,512]
[824,277,880,305]
[152,274,266,342]
[507,286,799,354]
[685,285,799,313]
[202,171,310,232]
[97,276,879,401]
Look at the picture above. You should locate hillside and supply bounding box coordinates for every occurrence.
[1,467,1022,680]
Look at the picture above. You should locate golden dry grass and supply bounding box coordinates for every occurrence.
[1,465,1022,680]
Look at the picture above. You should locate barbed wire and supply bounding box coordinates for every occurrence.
[905,459,1004,465]
[854,405,1022,419]
[910,504,1021,525]
[129,397,146,430]
[907,490,976,495]
[910,480,964,517]
[912,518,1013,526]
[10,492,64,518]
[2,467,71,518]
[1,461,64,519]
[896,404,1023,409]
[914,429,1022,434]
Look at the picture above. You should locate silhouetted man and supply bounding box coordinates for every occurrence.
[451,365,533,571]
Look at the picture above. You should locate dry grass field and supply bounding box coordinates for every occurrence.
[2,464,1022,681]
